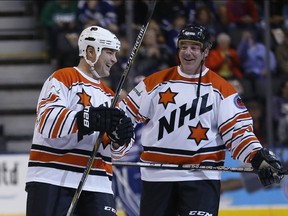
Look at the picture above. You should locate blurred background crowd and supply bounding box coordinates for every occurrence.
[34,0,288,148]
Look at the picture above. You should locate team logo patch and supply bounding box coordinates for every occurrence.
[233,95,245,109]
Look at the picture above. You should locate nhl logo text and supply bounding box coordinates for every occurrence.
[158,93,212,140]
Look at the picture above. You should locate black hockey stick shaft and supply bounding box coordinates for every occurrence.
[113,161,255,173]
[112,161,288,174]
[66,1,157,215]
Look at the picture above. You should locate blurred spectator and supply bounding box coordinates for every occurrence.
[193,5,218,44]
[212,0,229,33]
[153,0,191,31]
[152,0,189,53]
[206,32,243,80]
[40,0,79,67]
[256,0,285,29]
[256,0,287,48]
[273,79,288,146]
[206,32,244,96]
[268,0,285,30]
[135,21,175,77]
[155,0,218,51]
[275,27,288,77]
[165,14,187,53]
[226,0,260,30]
[237,30,277,94]
[77,0,118,33]
[183,0,218,24]
[226,0,260,47]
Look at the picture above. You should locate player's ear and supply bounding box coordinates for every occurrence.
[202,47,209,60]
[86,46,95,60]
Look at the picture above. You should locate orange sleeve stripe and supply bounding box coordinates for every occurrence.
[51,109,70,138]
[232,136,259,159]
[233,128,247,138]
[225,128,247,149]
[30,151,112,174]
[246,150,258,163]
[38,94,58,109]
[247,125,253,132]
[140,151,225,164]
[71,122,78,134]
[38,108,52,132]
[125,97,138,116]
[220,112,250,134]
[220,119,235,135]
[137,115,147,123]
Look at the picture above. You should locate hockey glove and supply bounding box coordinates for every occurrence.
[251,148,285,187]
[108,116,134,146]
[76,106,125,136]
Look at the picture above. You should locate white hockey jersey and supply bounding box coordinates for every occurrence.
[119,66,262,182]
[26,67,132,194]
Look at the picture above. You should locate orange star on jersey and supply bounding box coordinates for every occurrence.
[159,87,178,109]
[188,122,209,145]
[77,89,92,107]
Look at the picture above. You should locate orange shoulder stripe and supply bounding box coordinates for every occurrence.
[52,68,115,96]
[144,67,187,93]
[202,70,237,98]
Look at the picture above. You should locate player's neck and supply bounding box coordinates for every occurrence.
[76,61,94,79]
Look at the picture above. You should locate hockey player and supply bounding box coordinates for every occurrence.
[119,24,285,215]
[25,26,134,216]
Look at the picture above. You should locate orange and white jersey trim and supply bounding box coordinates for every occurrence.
[119,66,262,181]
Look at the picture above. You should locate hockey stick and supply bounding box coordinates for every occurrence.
[113,161,255,173]
[66,1,157,215]
[112,161,288,174]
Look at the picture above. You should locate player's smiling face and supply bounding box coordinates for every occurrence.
[178,41,203,75]
[94,48,118,78]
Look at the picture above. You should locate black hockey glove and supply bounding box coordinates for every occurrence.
[76,106,125,136]
[108,116,134,146]
[251,148,285,187]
